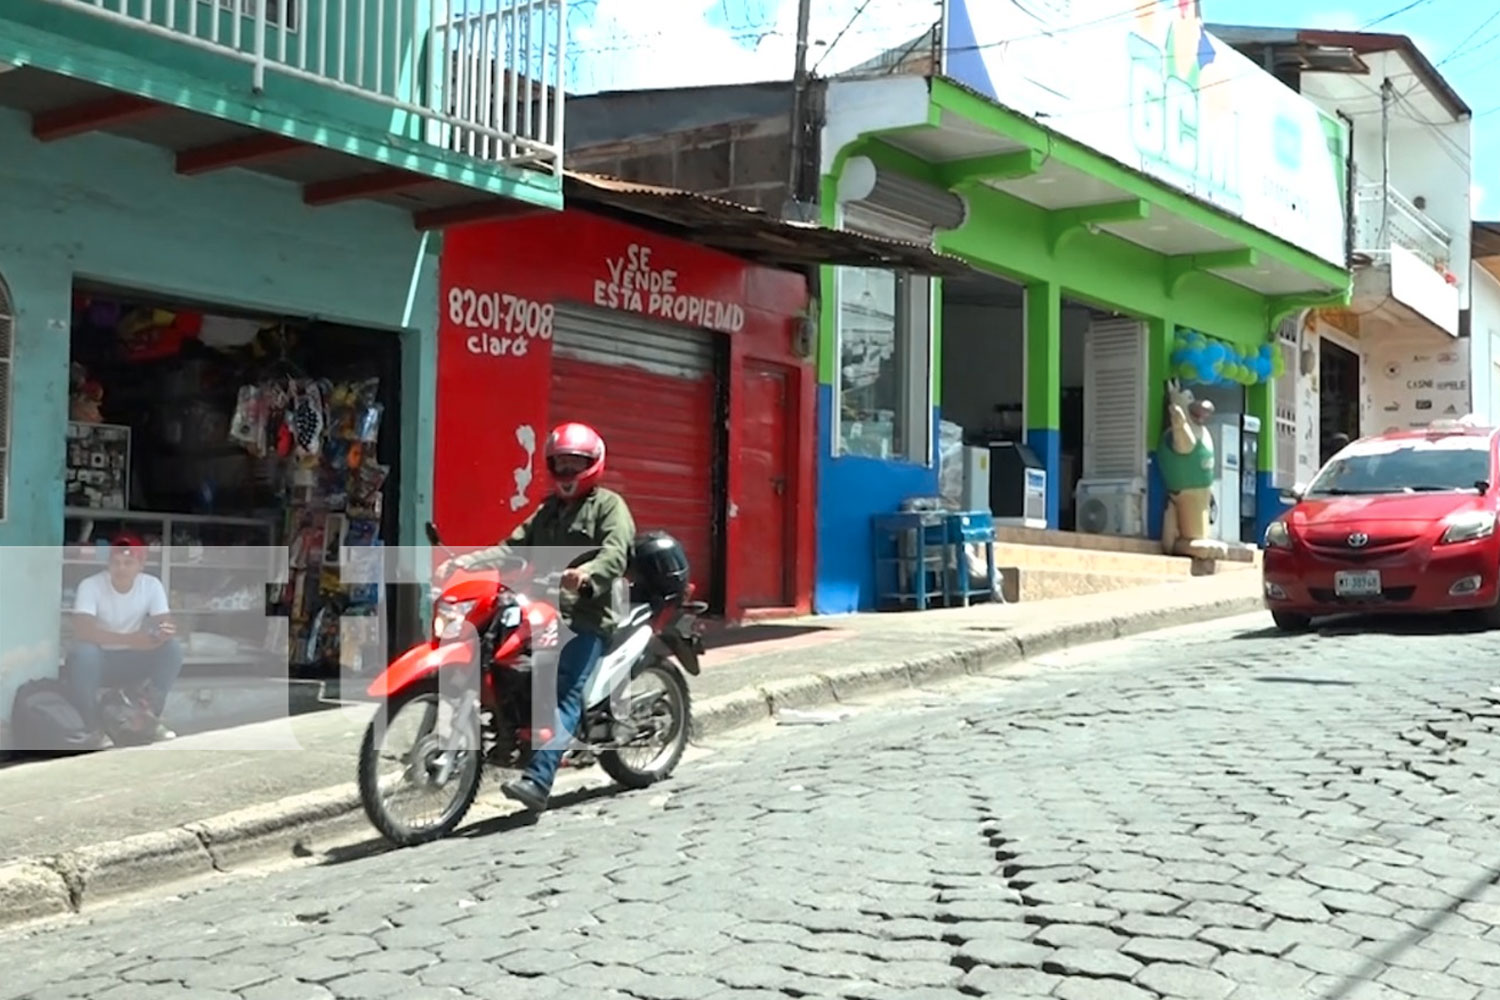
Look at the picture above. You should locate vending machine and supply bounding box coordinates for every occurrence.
[1240,414,1261,544]
[1206,414,1241,542]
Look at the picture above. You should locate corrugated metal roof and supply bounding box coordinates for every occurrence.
[561,170,973,278]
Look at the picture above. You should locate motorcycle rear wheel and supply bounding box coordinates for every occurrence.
[358,684,483,847]
[599,661,691,790]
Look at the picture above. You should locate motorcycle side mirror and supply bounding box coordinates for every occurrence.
[425,522,442,547]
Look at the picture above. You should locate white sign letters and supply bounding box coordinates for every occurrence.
[594,243,745,333]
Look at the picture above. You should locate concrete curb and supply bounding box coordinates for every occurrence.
[0,594,1263,930]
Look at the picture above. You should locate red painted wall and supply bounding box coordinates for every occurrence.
[434,208,815,619]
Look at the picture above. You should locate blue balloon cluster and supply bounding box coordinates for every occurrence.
[1170,329,1283,387]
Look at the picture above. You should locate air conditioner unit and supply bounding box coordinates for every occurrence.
[1074,477,1146,537]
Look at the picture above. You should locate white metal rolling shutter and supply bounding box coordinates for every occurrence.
[549,304,720,598]
[1082,317,1147,480]
[0,277,11,522]
[552,305,717,376]
[1273,316,1300,488]
[841,202,937,247]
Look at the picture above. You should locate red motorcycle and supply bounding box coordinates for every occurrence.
[356,522,705,846]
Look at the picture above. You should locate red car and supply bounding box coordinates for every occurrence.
[1262,423,1500,632]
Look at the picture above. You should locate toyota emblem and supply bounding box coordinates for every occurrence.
[1347,532,1370,548]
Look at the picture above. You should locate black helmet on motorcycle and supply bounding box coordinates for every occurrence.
[629,531,691,606]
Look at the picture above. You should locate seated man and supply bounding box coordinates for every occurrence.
[66,533,182,742]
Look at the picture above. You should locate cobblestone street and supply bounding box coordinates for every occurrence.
[8,611,1500,1000]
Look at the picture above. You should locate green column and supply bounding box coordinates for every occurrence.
[1024,282,1061,527]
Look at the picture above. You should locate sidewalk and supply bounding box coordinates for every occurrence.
[0,571,1264,925]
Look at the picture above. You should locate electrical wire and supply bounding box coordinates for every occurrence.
[879,19,941,75]
[561,0,1473,146]
[1362,0,1435,29]
[810,0,880,75]
[564,0,1188,64]
[562,0,1441,69]
[1436,5,1500,65]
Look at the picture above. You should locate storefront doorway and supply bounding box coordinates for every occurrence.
[549,304,730,612]
[940,274,1128,533]
[1320,337,1361,465]
[63,284,403,681]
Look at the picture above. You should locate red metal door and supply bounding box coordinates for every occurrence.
[549,307,721,604]
[739,363,793,608]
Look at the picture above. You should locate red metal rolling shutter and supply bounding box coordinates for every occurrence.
[549,305,721,600]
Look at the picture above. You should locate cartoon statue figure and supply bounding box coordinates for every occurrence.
[1157,379,1229,560]
[510,424,536,511]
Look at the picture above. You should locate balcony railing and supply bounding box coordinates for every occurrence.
[36,0,565,171]
[1352,181,1452,273]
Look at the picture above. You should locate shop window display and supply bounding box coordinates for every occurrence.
[64,290,401,679]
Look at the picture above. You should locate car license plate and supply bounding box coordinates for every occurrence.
[1335,570,1381,597]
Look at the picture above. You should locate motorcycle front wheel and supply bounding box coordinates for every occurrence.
[599,661,691,789]
[357,684,483,847]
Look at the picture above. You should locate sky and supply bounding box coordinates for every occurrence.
[559,0,1497,219]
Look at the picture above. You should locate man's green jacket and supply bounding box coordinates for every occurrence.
[455,487,636,637]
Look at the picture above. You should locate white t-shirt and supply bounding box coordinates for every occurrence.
[74,571,170,650]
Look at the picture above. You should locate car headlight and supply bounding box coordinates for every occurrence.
[432,599,478,640]
[1263,519,1293,549]
[1440,510,1497,544]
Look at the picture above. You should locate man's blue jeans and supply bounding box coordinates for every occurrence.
[65,640,184,729]
[525,630,607,793]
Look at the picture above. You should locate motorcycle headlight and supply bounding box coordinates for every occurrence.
[500,604,523,628]
[432,599,478,640]
[1263,519,1293,549]
[1440,510,1497,545]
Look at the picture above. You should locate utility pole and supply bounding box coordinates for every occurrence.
[786,0,814,218]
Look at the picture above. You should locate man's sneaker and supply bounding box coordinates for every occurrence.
[501,777,550,813]
[153,723,176,742]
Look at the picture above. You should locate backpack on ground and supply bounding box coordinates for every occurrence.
[9,679,100,755]
[98,687,158,747]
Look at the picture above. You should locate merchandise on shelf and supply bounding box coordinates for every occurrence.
[65,421,131,510]
[235,369,390,671]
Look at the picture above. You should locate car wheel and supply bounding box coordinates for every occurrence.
[1479,598,1500,630]
[1271,610,1312,632]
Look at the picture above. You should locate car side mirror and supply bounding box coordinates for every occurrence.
[1279,483,1305,503]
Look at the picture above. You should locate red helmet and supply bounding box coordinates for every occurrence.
[545,422,606,500]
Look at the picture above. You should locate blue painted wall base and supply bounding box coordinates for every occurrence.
[1025,427,1061,529]
[1146,455,1166,541]
[1254,471,1288,549]
[813,385,940,614]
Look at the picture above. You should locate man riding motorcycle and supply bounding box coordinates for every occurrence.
[438,421,636,814]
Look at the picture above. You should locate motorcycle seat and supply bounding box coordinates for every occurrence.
[603,605,654,652]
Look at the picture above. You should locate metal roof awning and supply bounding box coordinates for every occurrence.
[562,171,974,279]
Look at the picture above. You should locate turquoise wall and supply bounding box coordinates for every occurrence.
[0,108,438,727]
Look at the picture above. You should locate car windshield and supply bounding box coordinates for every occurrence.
[1306,436,1493,497]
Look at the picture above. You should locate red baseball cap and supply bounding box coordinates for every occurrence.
[110,532,147,554]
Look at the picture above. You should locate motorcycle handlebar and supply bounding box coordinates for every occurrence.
[429,566,593,600]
